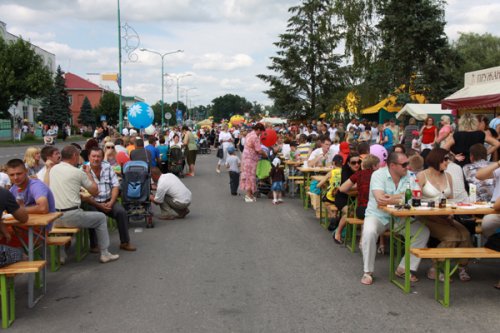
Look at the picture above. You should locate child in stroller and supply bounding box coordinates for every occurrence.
[121,160,154,228]
[168,145,184,177]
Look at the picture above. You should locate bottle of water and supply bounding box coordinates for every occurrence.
[16,190,24,206]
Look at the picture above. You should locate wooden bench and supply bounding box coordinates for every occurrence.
[307,192,338,229]
[0,261,46,328]
[345,218,364,252]
[410,247,500,307]
[47,236,72,272]
[49,227,89,262]
[287,176,305,199]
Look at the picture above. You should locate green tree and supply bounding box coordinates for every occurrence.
[258,0,346,118]
[211,94,252,122]
[78,96,96,128]
[0,36,52,136]
[92,91,124,125]
[39,66,71,126]
[451,32,500,87]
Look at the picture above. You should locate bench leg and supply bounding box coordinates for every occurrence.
[49,245,61,272]
[107,217,117,233]
[0,275,15,328]
[435,259,458,307]
[76,229,89,262]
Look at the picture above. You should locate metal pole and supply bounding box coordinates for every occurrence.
[176,77,180,124]
[117,0,123,133]
[161,55,164,129]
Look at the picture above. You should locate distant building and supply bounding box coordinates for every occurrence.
[0,21,56,124]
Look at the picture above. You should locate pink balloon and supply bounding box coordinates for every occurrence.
[260,128,278,147]
[370,144,388,167]
[116,151,130,166]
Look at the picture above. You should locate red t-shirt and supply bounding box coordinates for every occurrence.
[421,126,436,144]
[349,168,375,208]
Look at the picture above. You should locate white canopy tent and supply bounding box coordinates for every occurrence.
[395,104,453,121]
[260,117,287,124]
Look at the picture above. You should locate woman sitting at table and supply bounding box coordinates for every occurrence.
[329,153,361,244]
[416,148,472,282]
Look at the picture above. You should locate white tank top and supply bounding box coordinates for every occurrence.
[422,172,452,202]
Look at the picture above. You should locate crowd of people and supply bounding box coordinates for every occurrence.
[0,123,195,266]
[208,113,500,289]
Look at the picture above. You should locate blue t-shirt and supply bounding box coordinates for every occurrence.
[383,127,394,150]
[145,145,160,167]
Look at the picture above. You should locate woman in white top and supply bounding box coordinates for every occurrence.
[416,148,471,282]
[216,124,233,173]
[169,134,182,149]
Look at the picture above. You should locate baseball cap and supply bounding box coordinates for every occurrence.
[227,146,235,154]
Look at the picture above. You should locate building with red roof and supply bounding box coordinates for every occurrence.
[65,72,105,126]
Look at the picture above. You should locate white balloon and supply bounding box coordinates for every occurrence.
[144,125,156,135]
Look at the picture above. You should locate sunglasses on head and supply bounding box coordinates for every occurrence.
[350,160,361,165]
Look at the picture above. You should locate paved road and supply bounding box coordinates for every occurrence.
[5,150,500,332]
[0,141,86,165]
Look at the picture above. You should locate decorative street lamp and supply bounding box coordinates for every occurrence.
[167,73,192,124]
[140,48,183,129]
[183,87,197,120]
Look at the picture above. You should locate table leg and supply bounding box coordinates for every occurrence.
[404,216,411,293]
[27,227,46,308]
[389,216,395,282]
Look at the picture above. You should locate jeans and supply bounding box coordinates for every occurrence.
[229,171,240,195]
[86,202,131,247]
[55,209,110,253]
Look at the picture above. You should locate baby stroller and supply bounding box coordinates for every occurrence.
[168,146,184,177]
[198,135,210,154]
[121,160,154,228]
[255,159,272,198]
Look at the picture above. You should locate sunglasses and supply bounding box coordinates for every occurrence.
[350,160,361,165]
[105,146,115,149]
[397,162,409,168]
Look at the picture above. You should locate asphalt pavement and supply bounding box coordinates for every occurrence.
[5,148,500,332]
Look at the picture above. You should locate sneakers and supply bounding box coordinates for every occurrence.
[272,200,278,205]
[244,195,256,203]
[277,199,284,203]
[100,252,120,263]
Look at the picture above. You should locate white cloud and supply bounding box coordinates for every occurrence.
[193,53,254,71]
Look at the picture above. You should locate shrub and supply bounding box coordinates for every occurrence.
[82,131,93,138]
[22,133,37,141]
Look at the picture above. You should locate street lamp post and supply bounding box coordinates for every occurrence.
[140,48,183,129]
[168,74,192,124]
[183,87,197,120]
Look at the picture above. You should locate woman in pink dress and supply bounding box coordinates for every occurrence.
[240,123,267,202]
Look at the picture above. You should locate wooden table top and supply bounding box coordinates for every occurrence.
[284,160,302,166]
[297,166,333,173]
[380,205,496,217]
[3,212,63,226]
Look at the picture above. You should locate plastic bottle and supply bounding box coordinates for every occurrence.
[412,178,422,207]
[16,189,24,206]
[439,191,447,209]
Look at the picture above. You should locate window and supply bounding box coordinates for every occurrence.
[68,95,73,105]
[22,106,29,120]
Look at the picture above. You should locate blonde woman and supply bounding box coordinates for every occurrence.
[24,146,44,177]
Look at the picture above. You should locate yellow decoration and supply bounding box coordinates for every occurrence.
[230,114,245,126]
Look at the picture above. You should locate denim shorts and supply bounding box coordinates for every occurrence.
[271,181,284,191]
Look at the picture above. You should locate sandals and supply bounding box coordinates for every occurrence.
[377,245,385,255]
[244,195,256,203]
[458,267,471,282]
[332,234,344,245]
[361,273,373,285]
[427,267,453,283]
[395,268,419,283]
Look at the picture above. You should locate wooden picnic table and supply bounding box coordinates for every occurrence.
[3,212,63,307]
[380,205,496,293]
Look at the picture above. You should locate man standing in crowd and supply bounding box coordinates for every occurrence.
[131,139,153,168]
[83,147,136,252]
[382,120,394,151]
[37,146,61,184]
[360,152,429,285]
[49,145,119,263]
[150,167,191,220]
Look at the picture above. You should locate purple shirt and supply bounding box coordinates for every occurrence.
[10,178,56,213]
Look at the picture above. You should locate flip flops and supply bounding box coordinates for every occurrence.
[361,273,373,285]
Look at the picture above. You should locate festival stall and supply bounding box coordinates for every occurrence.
[396,104,453,123]
[441,65,500,116]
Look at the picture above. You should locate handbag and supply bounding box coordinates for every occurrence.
[216,147,223,159]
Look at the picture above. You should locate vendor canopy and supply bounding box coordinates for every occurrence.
[396,104,453,121]
[442,66,500,110]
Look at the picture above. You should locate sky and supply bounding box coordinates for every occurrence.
[1,0,500,109]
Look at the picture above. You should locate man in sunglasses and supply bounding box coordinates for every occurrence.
[360,151,430,285]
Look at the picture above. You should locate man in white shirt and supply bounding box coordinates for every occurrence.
[308,137,334,167]
[346,119,358,132]
[122,127,129,136]
[150,167,192,220]
[49,145,119,264]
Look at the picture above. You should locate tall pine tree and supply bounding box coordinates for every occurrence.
[39,66,71,126]
[258,0,345,118]
[78,96,95,128]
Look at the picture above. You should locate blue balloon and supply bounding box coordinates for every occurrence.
[127,102,154,129]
